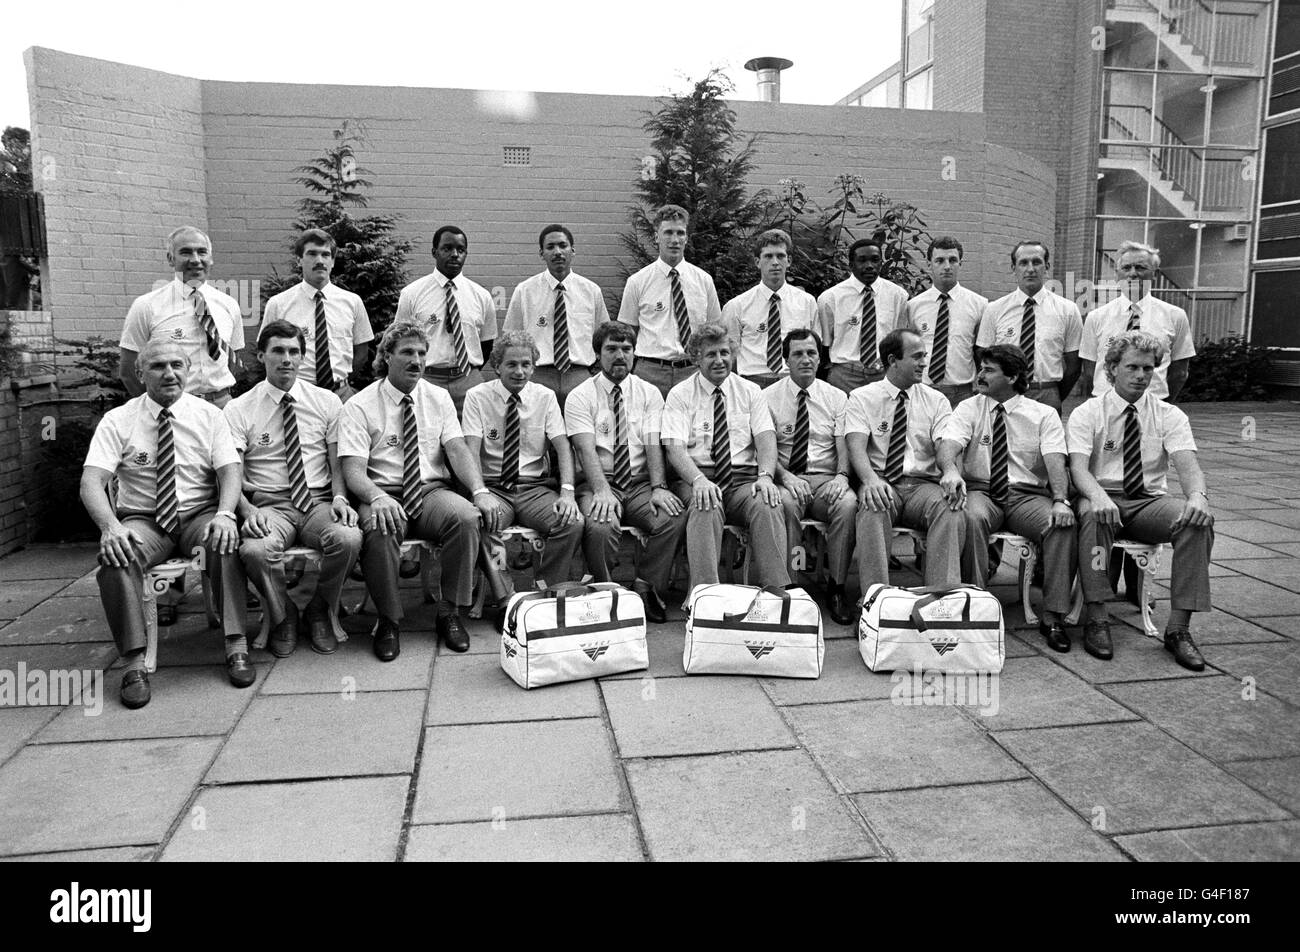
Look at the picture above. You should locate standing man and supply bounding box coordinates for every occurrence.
[395,225,497,414]
[224,320,362,658]
[764,329,855,624]
[120,226,244,407]
[80,338,250,709]
[618,204,723,399]
[937,345,1077,651]
[1068,331,1213,669]
[723,228,818,388]
[977,241,1082,412]
[566,321,687,623]
[846,328,965,595]
[818,237,911,395]
[339,322,496,660]
[504,224,609,406]
[662,322,790,591]
[1081,240,1194,401]
[906,236,988,406]
[260,229,374,400]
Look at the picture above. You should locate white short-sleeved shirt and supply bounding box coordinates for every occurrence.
[338,378,463,487]
[977,287,1083,383]
[394,270,498,369]
[817,275,911,366]
[941,393,1066,490]
[617,259,722,360]
[906,283,989,386]
[121,277,245,395]
[564,372,664,481]
[85,392,238,514]
[661,372,774,476]
[1079,294,1196,401]
[844,379,951,481]
[224,379,342,493]
[1067,390,1197,496]
[503,271,610,368]
[260,281,374,387]
[462,380,566,484]
[762,377,846,476]
[722,282,818,377]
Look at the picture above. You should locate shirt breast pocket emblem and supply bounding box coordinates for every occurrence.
[598,420,611,435]
[131,451,151,466]
[756,321,767,332]
[782,423,794,435]
[257,432,272,446]
[920,322,930,332]
[876,421,891,435]
[700,420,711,434]
[654,301,665,312]
[385,434,400,448]
[171,328,184,340]
[847,315,859,327]
[427,315,441,329]
[487,427,500,441]
[1104,438,1118,451]
[979,434,991,446]
[536,316,547,327]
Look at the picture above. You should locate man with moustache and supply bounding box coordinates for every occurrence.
[81,338,250,709]
[503,224,610,406]
[818,237,911,395]
[260,229,374,400]
[395,225,498,414]
[723,228,818,389]
[906,236,988,406]
[565,321,687,623]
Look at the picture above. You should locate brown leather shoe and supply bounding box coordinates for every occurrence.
[305,609,338,655]
[268,600,299,658]
[1083,620,1114,660]
[1164,626,1205,672]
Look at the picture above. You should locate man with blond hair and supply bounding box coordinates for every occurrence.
[723,228,818,389]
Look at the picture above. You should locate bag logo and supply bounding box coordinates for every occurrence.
[502,637,517,658]
[928,600,954,619]
[747,604,768,623]
[929,637,959,656]
[745,640,776,659]
[580,604,599,624]
[582,641,609,661]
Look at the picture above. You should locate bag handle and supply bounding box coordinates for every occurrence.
[723,585,792,625]
[910,589,973,632]
[556,584,620,629]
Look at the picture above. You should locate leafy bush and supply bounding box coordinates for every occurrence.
[1180,336,1274,402]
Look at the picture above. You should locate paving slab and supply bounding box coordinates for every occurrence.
[1002,631,1044,658]
[761,639,898,706]
[0,579,74,621]
[626,749,879,861]
[1205,536,1291,561]
[1038,621,1216,683]
[786,699,1027,793]
[852,779,1125,861]
[405,814,643,862]
[975,657,1140,731]
[1250,508,1300,529]
[426,652,602,724]
[413,719,623,824]
[1203,642,1300,707]
[600,628,688,680]
[0,707,60,765]
[0,643,117,677]
[0,846,155,862]
[1209,493,1291,512]
[259,630,435,695]
[160,776,409,862]
[1224,757,1300,813]
[0,596,116,646]
[54,571,102,599]
[0,737,220,855]
[0,546,97,582]
[118,615,277,669]
[993,723,1289,834]
[1115,820,1300,862]
[1260,543,1300,559]
[1212,558,1300,589]
[1138,608,1285,646]
[206,691,425,783]
[1213,520,1300,545]
[601,676,796,758]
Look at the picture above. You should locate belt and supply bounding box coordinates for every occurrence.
[637,355,693,369]
[423,366,475,380]
[1028,380,1061,388]
[546,363,592,372]
[198,388,231,403]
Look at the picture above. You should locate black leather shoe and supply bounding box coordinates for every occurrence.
[305,610,338,655]
[1083,620,1114,660]
[156,603,178,627]
[633,579,668,625]
[438,613,470,652]
[492,596,512,635]
[226,652,256,688]
[268,601,298,658]
[120,669,151,709]
[1040,619,1071,653]
[1164,627,1205,672]
[374,619,400,662]
[398,558,421,579]
[826,584,854,626]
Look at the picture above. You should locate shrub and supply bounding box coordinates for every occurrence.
[1180,335,1274,402]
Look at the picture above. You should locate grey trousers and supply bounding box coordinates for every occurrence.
[828,361,885,395]
[531,364,596,410]
[673,479,791,590]
[781,472,856,585]
[856,478,965,593]
[935,382,974,407]
[423,366,485,416]
[634,359,695,401]
[964,487,1077,615]
[578,480,688,593]
[486,482,584,587]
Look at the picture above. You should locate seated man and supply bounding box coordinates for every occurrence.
[565,321,688,623]
[463,331,583,609]
[846,328,965,595]
[763,328,855,624]
[662,322,790,591]
[80,337,250,709]
[1068,330,1213,669]
[339,321,496,660]
[938,344,1077,651]
[224,320,362,658]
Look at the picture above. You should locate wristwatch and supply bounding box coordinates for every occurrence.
[214,509,237,521]
[758,469,773,481]
[560,483,575,493]
[651,482,668,491]
[1052,495,1068,505]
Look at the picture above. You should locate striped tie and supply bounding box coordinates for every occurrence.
[884,390,908,484]
[930,292,950,384]
[789,387,810,475]
[989,403,1010,506]
[445,281,471,376]
[193,289,222,362]
[281,393,312,511]
[669,268,691,351]
[401,395,423,519]
[501,393,522,492]
[711,387,733,493]
[154,407,179,533]
[766,292,783,373]
[1020,297,1036,380]
[1122,404,1145,499]
[552,283,571,374]
[859,286,877,368]
[611,383,632,493]
[314,291,334,390]
[1126,302,1142,332]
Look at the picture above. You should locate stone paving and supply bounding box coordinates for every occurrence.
[0,402,1297,862]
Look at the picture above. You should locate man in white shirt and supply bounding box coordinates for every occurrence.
[723,228,818,389]
[225,320,362,657]
[937,344,1077,651]
[1081,240,1195,401]
[566,321,687,623]
[260,229,374,401]
[662,322,790,591]
[619,204,723,399]
[394,225,498,414]
[764,329,854,624]
[846,328,965,595]
[80,338,249,709]
[906,236,988,406]
[818,237,911,394]
[120,226,245,407]
[503,224,609,407]
[1068,330,1214,670]
[977,241,1082,412]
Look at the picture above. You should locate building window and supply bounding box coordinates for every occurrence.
[1270,0,1300,115]
[1259,120,1300,259]
[904,68,932,110]
[905,0,935,73]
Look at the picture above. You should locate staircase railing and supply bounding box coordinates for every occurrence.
[1111,0,1263,70]
[1104,104,1201,203]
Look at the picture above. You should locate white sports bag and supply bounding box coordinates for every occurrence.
[858,584,1005,673]
[500,583,648,689]
[684,584,824,678]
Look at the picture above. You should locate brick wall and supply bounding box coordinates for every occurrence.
[933,0,988,113]
[0,385,21,556]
